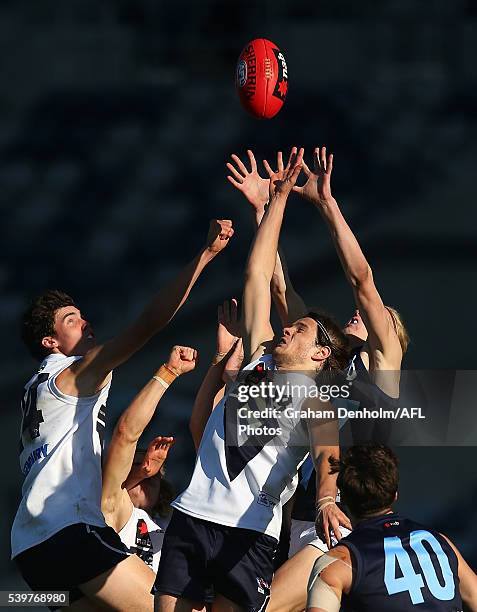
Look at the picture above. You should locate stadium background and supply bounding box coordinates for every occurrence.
[1,0,476,606]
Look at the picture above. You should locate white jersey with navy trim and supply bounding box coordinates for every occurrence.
[118,507,167,573]
[11,353,111,559]
[172,354,311,541]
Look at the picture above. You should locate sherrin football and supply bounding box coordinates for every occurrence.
[236,38,288,119]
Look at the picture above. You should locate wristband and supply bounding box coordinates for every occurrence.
[155,364,179,387]
[316,501,336,515]
[152,375,169,389]
[316,496,335,507]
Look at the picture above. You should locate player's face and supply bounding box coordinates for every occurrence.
[128,474,161,514]
[273,317,321,367]
[50,306,96,356]
[343,309,368,342]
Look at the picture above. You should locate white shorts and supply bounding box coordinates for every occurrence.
[289,519,352,558]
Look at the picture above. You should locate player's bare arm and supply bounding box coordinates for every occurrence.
[242,149,303,361]
[227,148,307,326]
[189,299,240,450]
[307,404,351,549]
[57,220,232,396]
[442,534,477,610]
[294,148,402,369]
[306,545,352,612]
[101,346,197,532]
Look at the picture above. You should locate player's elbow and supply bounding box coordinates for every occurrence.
[244,266,270,288]
[115,419,142,445]
[349,263,372,289]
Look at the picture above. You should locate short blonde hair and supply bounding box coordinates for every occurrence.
[385,306,410,355]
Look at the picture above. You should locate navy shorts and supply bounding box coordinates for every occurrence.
[154,510,277,612]
[15,523,130,610]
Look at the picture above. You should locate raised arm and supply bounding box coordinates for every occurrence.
[189,299,240,450]
[101,346,197,532]
[294,148,401,367]
[227,149,307,326]
[307,404,351,549]
[241,150,303,360]
[74,220,233,393]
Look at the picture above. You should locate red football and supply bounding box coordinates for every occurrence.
[235,38,288,119]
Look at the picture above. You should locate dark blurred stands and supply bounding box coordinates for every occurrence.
[1,0,476,595]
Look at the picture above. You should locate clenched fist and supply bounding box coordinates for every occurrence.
[166,345,198,376]
[206,219,234,254]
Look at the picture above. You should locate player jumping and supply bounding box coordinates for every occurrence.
[154,150,350,612]
[12,220,233,611]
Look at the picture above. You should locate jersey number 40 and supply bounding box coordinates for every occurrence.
[384,530,455,604]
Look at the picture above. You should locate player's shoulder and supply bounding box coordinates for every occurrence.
[328,544,352,564]
[243,351,275,372]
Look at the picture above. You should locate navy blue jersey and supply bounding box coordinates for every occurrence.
[292,348,398,522]
[340,513,462,612]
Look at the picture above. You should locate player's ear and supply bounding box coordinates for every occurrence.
[394,491,398,503]
[41,336,58,351]
[311,345,331,363]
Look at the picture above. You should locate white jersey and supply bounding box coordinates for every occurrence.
[11,353,111,558]
[118,507,168,573]
[173,355,312,541]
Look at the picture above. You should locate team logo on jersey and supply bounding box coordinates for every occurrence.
[257,490,279,508]
[132,519,153,569]
[256,577,270,595]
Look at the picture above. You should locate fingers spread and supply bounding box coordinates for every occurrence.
[230,153,248,175]
[226,162,245,182]
[262,158,274,177]
[247,149,257,172]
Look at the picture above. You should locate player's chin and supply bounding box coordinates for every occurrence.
[272,343,287,359]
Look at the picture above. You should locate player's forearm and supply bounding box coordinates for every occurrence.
[138,247,216,338]
[116,367,175,443]
[189,359,226,450]
[271,248,308,325]
[316,198,370,288]
[254,205,307,326]
[313,445,339,502]
[245,193,288,285]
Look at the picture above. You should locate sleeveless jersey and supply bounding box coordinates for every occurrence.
[11,353,110,558]
[172,355,313,541]
[118,507,168,573]
[340,513,462,611]
[292,347,398,522]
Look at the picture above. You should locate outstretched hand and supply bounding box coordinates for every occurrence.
[141,436,175,478]
[166,345,198,376]
[293,146,334,206]
[263,147,304,200]
[206,219,234,254]
[226,150,269,214]
[217,298,240,356]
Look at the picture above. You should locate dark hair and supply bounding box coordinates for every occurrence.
[22,290,77,361]
[307,311,350,374]
[329,444,399,518]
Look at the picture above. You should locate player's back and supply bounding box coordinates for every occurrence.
[340,512,462,611]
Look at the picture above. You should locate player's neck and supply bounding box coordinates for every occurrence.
[354,507,394,525]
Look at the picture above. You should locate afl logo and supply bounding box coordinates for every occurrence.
[236,59,247,88]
